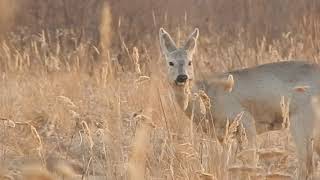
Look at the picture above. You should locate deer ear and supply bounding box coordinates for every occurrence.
[183,28,199,54]
[159,28,177,55]
[210,74,234,93]
[225,74,234,92]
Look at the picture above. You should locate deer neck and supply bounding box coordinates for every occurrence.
[172,82,194,118]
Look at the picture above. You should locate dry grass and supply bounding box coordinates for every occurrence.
[1,0,320,180]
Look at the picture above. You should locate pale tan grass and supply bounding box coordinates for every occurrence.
[21,165,55,180]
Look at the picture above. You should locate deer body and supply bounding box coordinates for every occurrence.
[159,28,320,179]
[203,62,320,134]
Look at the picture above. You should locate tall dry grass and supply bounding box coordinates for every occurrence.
[1,0,320,180]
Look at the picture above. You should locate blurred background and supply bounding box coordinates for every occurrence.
[2,0,320,74]
[5,0,320,42]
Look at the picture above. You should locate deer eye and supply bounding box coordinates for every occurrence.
[188,61,192,66]
[169,62,174,66]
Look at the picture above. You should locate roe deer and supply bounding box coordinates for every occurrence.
[159,28,320,179]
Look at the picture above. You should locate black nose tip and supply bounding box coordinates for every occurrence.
[176,75,188,83]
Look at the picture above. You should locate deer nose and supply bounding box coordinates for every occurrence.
[176,75,188,83]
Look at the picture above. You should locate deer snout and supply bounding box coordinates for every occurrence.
[176,74,188,83]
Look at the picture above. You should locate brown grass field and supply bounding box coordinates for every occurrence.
[1,0,320,179]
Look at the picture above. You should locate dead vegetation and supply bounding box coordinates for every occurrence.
[1,0,320,179]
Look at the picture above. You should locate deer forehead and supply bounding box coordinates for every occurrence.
[167,50,189,60]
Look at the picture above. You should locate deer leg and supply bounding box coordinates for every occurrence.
[290,110,314,180]
[240,111,257,149]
